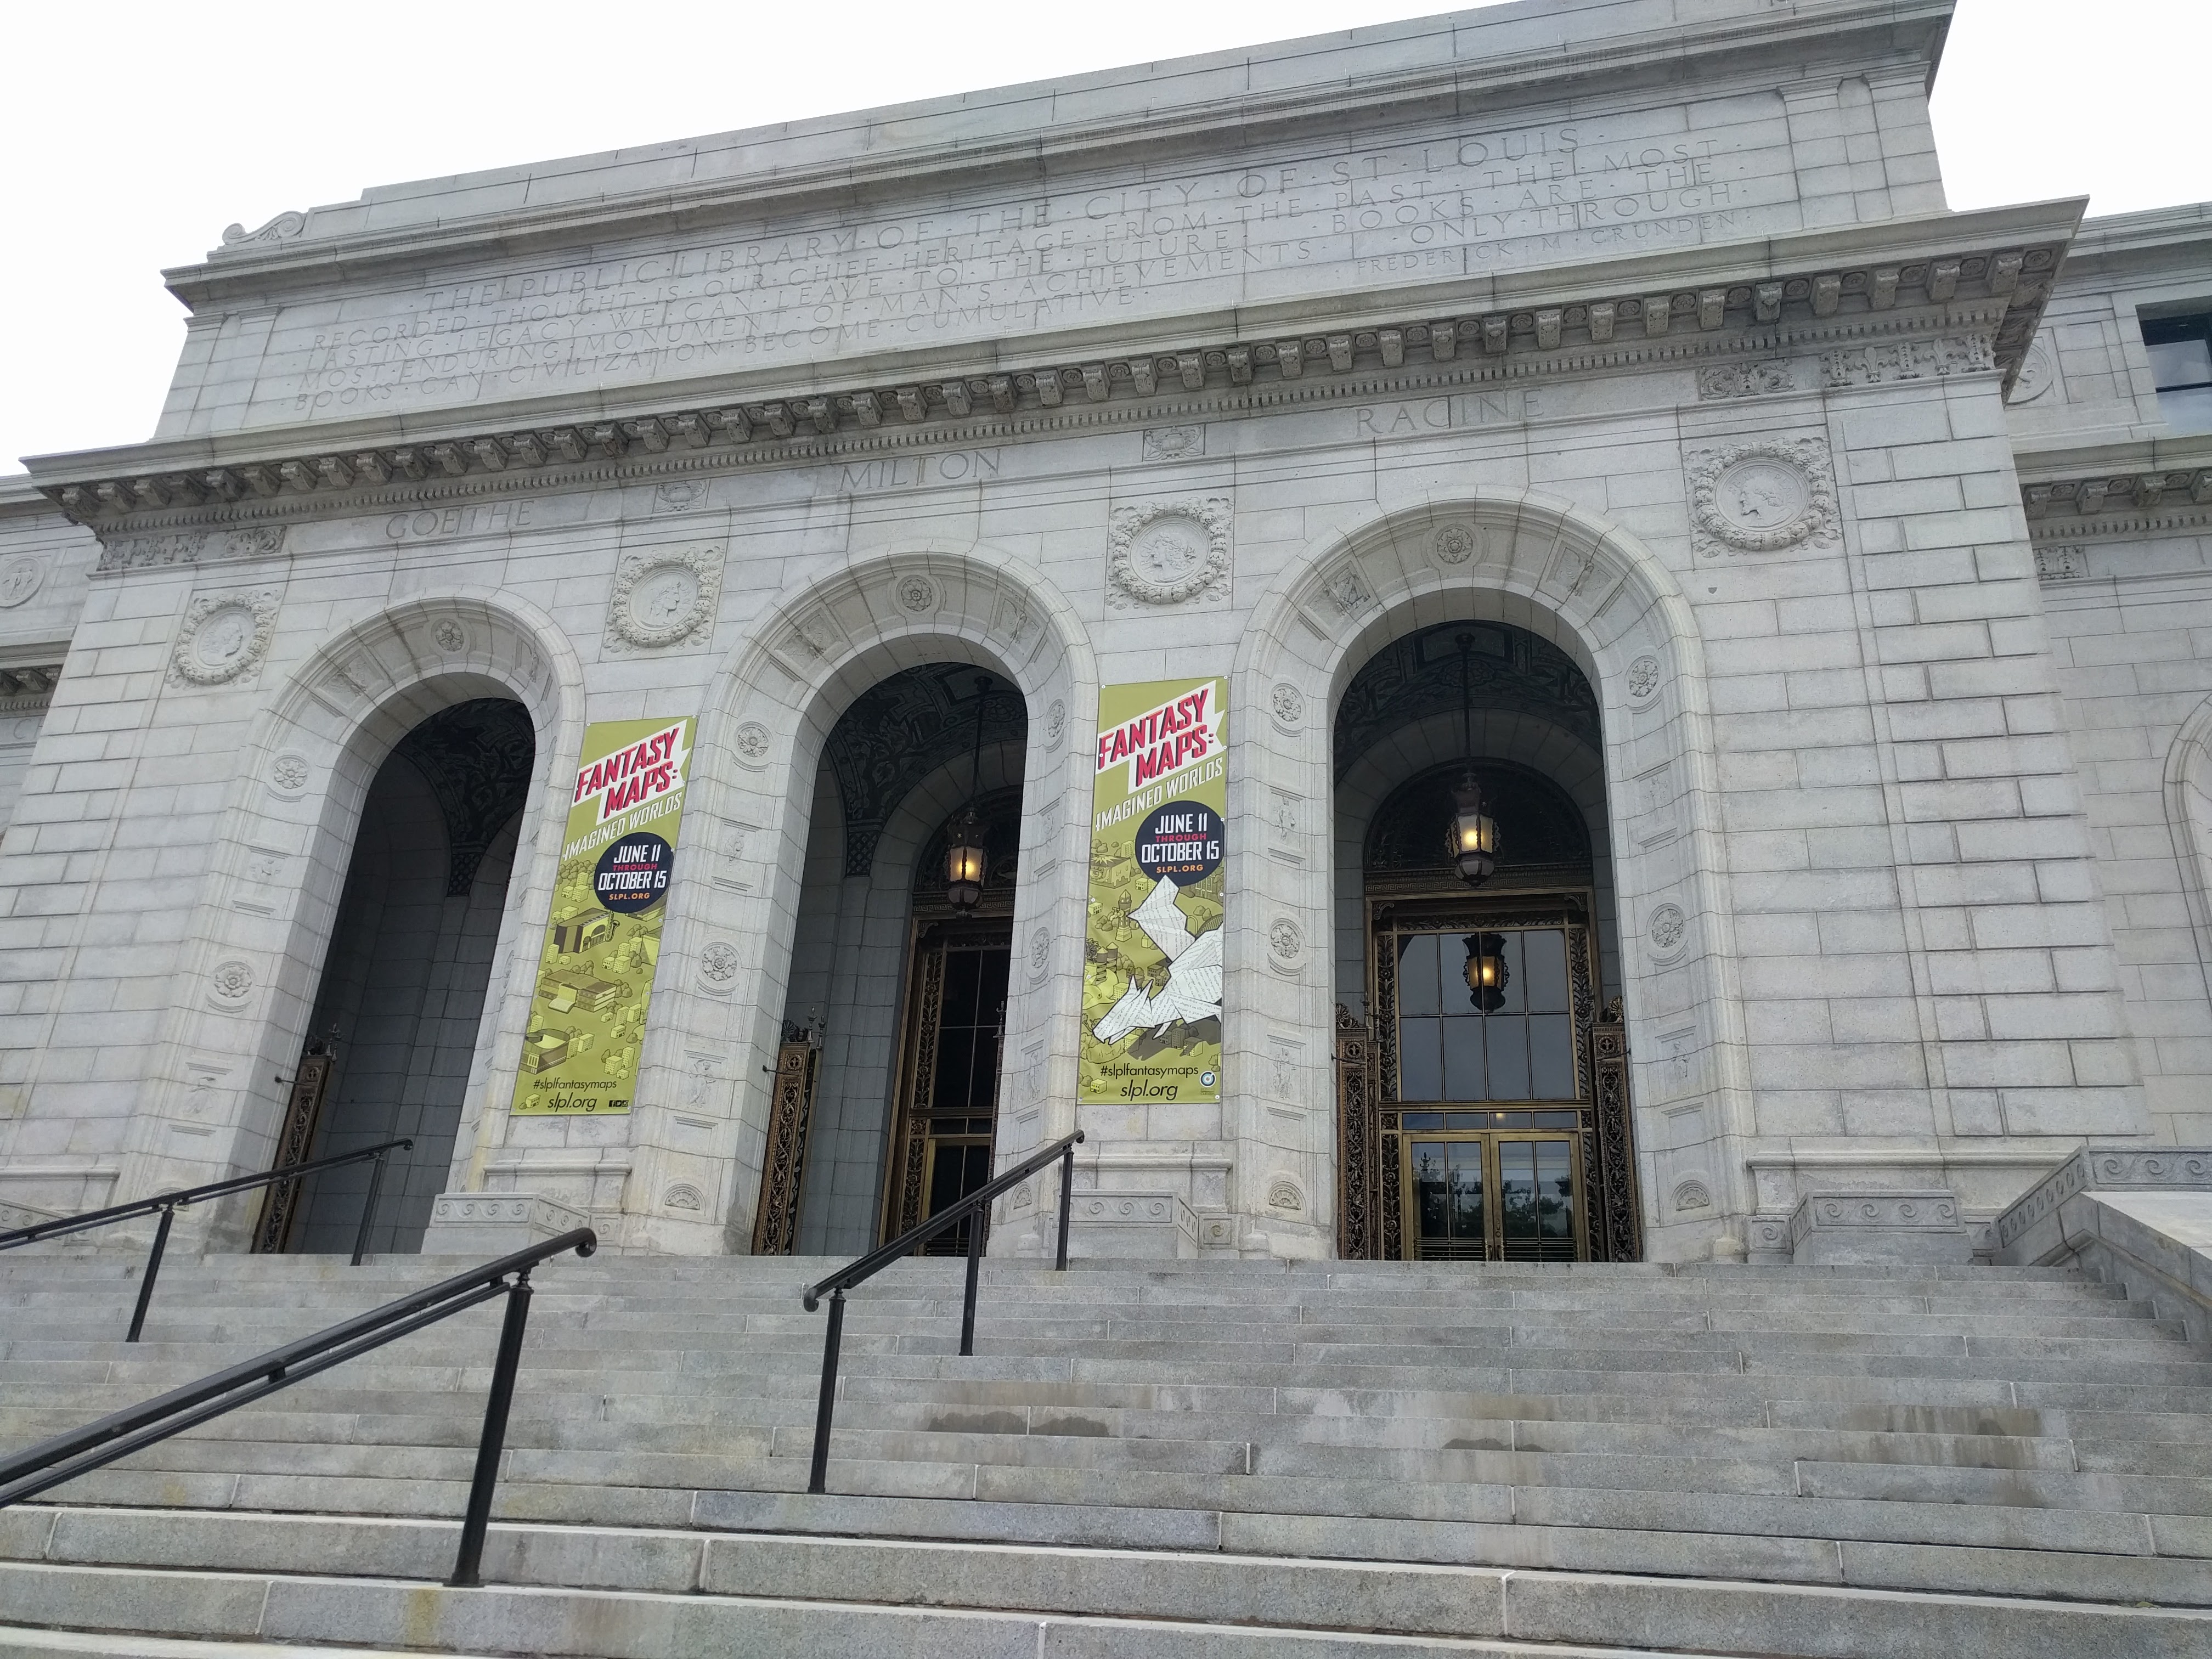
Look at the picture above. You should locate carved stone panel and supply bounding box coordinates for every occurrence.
[1107,498,1231,608]
[170,590,279,687]
[1685,437,1839,557]
[606,543,723,653]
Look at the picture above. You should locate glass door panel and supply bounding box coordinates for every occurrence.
[1498,1136,1578,1262]
[1403,1132,1583,1261]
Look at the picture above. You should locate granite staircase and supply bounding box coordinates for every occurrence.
[1,1250,2209,1657]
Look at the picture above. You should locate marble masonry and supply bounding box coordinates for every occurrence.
[2,0,2210,1269]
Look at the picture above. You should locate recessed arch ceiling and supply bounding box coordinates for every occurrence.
[825,664,1028,877]
[391,697,536,895]
[1333,620,1601,783]
[1364,759,1593,878]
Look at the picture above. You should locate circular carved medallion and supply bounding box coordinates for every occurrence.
[270,753,311,795]
[733,722,772,763]
[1029,926,1051,972]
[699,940,740,984]
[173,593,276,686]
[1626,654,1662,703]
[2009,336,2056,405]
[1647,903,1688,962]
[1714,456,1809,539]
[1433,524,1475,565]
[0,557,44,608]
[1107,499,1231,607]
[432,619,467,653]
[209,959,255,1003]
[1688,439,1838,556]
[896,575,938,613]
[1268,916,1303,964]
[1269,682,1305,730]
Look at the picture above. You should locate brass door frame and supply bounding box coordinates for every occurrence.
[1339,890,1640,1262]
[880,917,1013,1245]
[1398,1128,1588,1261]
[252,1037,337,1254]
[751,1034,822,1254]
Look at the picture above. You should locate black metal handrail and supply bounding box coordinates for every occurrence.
[0,1226,595,1587]
[800,1127,1083,1494]
[0,1137,414,1342]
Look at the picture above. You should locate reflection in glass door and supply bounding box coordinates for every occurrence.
[1404,1131,1581,1261]
[1389,922,1590,1261]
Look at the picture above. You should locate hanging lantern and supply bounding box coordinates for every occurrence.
[1448,773,1498,888]
[945,806,987,913]
[1463,931,1509,1013]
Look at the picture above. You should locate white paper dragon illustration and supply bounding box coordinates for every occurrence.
[1091,875,1224,1045]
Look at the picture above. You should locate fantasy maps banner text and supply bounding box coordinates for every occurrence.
[510,716,693,1116]
[1080,680,1227,1107]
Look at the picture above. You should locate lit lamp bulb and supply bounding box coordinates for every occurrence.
[945,809,986,914]
[1464,932,1509,1013]
[1448,774,1498,888]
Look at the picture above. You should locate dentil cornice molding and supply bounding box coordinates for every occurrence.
[35,218,2069,565]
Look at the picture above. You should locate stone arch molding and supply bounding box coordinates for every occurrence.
[116,591,588,1238]
[1229,490,1756,1259]
[657,541,1099,1254]
[2162,693,2212,996]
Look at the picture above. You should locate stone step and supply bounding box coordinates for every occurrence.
[0,1396,2092,1471]
[40,1436,2211,1561]
[1,1510,2208,1656]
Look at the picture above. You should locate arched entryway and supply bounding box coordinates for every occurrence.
[257,698,535,1254]
[752,664,1029,1257]
[1330,622,1636,1261]
[672,545,1096,1259]
[1231,492,1753,1263]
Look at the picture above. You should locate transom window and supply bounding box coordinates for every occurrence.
[1394,928,1577,1102]
[2144,312,2212,435]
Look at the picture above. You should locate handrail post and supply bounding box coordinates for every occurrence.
[126,1205,176,1344]
[352,1146,392,1267]
[1056,1140,1077,1271]
[959,1200,985,1357]
[448,1269,534,1587]
[806,1287,845,1495]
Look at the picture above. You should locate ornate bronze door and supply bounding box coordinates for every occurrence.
[751,1030,822,1255]
[1339,895,1639,1261]
[252,1037,336,1254]
[883,922,1012,1251]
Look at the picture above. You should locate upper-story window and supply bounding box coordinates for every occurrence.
[2143,313,2212,434]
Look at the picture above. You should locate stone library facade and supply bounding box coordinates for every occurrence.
[2,0,2209,1273]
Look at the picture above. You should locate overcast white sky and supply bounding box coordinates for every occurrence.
[3,0,2205,473]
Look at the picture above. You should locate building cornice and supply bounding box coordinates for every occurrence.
[2015,434,2212,541]
[32,207,2072,554]
[163,0,1953,308]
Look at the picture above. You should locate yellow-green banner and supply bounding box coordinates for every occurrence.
[510,716,694,1116]
[1080,679,1227,1107]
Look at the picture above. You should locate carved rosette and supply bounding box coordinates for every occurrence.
[269,753,311,798]
[606,543,723,653]
[1626,654,1663,706]
[1685,437,1839,557]
[1107,498,1231,608]
[207,958,256,1010]
[170,590,279,687]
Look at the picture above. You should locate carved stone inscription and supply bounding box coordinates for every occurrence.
[266,114,1782,422]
